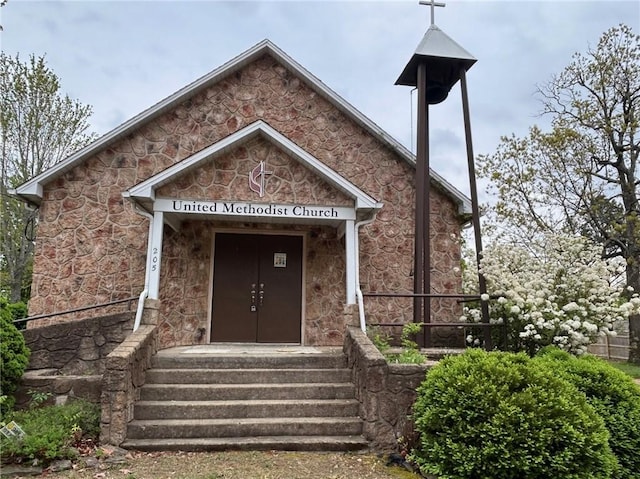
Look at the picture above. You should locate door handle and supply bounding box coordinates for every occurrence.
[250,283,257,312]
[259,283,265,306]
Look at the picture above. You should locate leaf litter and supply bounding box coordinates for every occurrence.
[40,450,419,479]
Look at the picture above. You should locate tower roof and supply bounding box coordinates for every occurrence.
[396,24,477,87]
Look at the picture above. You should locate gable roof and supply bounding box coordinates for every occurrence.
[12,39,471,215]
[123,120,383,216]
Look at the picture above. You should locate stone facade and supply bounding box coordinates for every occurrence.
[24,44,466,349]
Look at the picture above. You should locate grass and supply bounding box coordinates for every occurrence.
[607,360,640,379]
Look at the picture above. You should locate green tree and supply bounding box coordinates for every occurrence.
[478,24,640,361]
[0,53,96,302]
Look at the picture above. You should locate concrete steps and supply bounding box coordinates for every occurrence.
[145,368,352,384]
[133,399,359,420]
[127,417,364,439]
[122,347,367,452]
[139,382,356,401]
[121,435,368,452]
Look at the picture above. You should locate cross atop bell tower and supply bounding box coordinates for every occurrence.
[419,0,445,25]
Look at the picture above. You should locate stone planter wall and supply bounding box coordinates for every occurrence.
[15,370,102,409]
[343,326,430,452]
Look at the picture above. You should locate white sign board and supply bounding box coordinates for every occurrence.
[155,198,355,221]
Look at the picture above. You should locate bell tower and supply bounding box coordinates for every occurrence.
[396,0,490,347]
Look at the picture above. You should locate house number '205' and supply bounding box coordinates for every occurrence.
[151,248,159,271]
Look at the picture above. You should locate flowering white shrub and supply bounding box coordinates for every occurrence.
[462,234,639,355]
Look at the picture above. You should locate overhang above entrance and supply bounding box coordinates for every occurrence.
[123,120,383,228]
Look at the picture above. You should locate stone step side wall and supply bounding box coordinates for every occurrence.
[343,326,430,452]
[100,324,159,446]
[100,300,160,446]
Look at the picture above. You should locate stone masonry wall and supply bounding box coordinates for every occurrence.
[343,326,429,452]
[29,53,464,347]
[14,312,134,409]
[22,312,135,375]
[100,300,160,446]
[100,323,158,446]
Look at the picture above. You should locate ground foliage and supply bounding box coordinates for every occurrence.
[1,400,100,464]
[367,323,426,364]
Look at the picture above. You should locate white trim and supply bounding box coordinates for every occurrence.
[157,198,356,222]
[14,40,471,214]
[344,220,356,305]
[355,216,377,332]
[132,205,154,332]
[148,211,164,299]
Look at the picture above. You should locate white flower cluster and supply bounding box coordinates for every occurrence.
[462,234,638,355]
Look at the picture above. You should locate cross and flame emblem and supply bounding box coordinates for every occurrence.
[248,161,273,198]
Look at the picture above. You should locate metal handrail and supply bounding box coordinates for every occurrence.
[369,322,495,328]
[362,292,484,301]
[361,291,503,350]
[13,296,139,324]
[363,292,480,297]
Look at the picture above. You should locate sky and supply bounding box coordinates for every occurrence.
[1,0,639,196]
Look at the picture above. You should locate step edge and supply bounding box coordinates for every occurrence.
[128,417,364,426]
[134,398,359,406]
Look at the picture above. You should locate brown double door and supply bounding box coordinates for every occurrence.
[210,233,302,343]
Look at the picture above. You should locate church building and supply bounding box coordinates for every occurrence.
[14,40,470,349]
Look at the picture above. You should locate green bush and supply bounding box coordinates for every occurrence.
[410,349,617,479]
[535,348,640,479]
[1,399,100,464]
[0,299,30,416]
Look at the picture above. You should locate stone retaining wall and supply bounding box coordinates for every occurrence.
[343,326,430,452]
[22,312,135,375]
[14,312,135,408]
